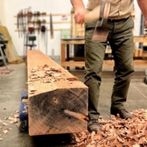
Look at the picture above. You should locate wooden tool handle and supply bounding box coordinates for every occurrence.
[84,1,110,23]
[64,109,88,122]
[85,6,100,23]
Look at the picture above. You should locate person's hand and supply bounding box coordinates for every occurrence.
[74,8,86,24]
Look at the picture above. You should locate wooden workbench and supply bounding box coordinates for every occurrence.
[61,37,85,69]
[60,36,147,69]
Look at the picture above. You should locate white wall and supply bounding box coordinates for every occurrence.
[3,0,73,56]
[0,0,5,25]
[134,0,141,35]
[1,0,142,56]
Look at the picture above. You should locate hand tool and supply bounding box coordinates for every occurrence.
[85,0,111,42]
[19,90,28,132]
[49,13,54,39]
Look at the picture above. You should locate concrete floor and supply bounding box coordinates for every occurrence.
[0,62,147,147]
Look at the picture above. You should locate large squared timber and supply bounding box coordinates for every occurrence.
[27,50,88,136]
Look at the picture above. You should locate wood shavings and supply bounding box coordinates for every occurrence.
[8,116,18,124]
[70,109,147,147]
[0,111,19,141]
[2,130,8,134]
[0,67,13,75]
[144,110,147,120]
[29,65,63,84]
[29,86,37,94]
[2,122,8,126]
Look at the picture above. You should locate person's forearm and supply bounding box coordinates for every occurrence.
[137,0,147,19]
[70,0,86,24]
[70,0,85,11]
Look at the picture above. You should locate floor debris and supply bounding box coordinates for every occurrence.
[72,109,147,147]
[0,111,19,141]
[0,67,13,75]
[0,107,147,146]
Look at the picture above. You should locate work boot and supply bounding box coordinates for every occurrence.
[111,107,132,119]
[88,119,100,133]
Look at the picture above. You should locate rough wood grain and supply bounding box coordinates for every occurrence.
[27,50,88,136]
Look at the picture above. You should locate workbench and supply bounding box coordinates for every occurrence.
[60,36,147,69]
[133,35,147,59]
[61,37,85,69]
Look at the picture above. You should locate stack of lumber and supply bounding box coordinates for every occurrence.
[0,25,23,63]
[27,50,88,136]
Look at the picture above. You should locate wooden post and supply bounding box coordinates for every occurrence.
[27,50,88,136]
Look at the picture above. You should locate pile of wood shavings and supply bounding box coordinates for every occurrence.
[29,65,64,83]
[29,64,78,84]
[0,111,19,141]
[0,67,13,75]
[72,109,147,147]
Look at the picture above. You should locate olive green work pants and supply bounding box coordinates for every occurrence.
[84,17,134,120]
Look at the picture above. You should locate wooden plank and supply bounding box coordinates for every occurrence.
[27,50,88,136]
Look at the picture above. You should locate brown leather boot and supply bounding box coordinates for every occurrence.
[111,107,132,119]
[88,119,100,133]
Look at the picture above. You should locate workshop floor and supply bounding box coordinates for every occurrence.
[0,62,147,147]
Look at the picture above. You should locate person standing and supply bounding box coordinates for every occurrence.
[70,0,147,132]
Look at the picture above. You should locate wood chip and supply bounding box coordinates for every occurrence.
[70,109,147,147]
[3,130,8,134]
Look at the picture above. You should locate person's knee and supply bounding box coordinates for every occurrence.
[124,63,134,74]
[84,72,101,86]
[115,63,134,80]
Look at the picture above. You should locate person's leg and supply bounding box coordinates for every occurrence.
[109,17,134,119]
[85,27,107,131]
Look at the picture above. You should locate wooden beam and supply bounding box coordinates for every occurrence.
[27,50,88,136]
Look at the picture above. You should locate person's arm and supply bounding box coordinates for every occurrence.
[70,0,86,24]
[137,0,147,27]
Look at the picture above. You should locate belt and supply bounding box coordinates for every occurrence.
[107,17,130,22]
[85,27,95,31]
